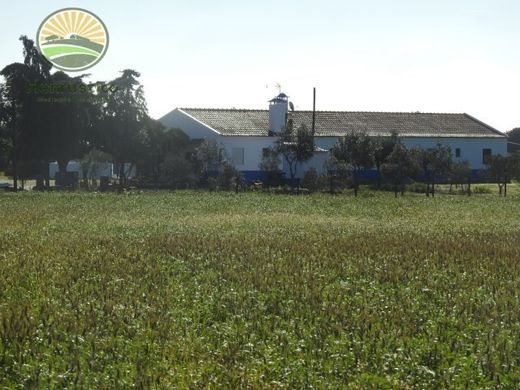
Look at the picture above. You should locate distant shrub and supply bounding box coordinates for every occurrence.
[360,190,376,198]
[207,177,218,192]
[472,186,493,194]
[301,168,319,192]
[217,162,243,191]
[160,154,198,189]
[407,182,428,194]
[371,180,412,193]
[317,174,331,191]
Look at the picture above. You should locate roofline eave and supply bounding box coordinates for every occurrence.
[175,108,222,136]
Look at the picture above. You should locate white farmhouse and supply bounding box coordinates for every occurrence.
[160,93,507,181]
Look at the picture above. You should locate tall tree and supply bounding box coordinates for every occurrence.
[96,69,148,190]
[0,84,11,173]
[329,130,374,196]
[45,71,92,179]
[0,36,52,189]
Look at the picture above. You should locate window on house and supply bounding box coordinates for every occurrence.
[455,148,461,158]
[231,147,245,166]
[482,148,492,164]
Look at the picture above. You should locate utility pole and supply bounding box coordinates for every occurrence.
[311,87,316,135]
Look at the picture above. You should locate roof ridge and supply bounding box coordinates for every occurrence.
[294,110,465,115]
[181,107,465,115]
[182,107,267,112]
[164,108,505,138]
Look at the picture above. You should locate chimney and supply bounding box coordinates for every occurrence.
[268,93,289,135]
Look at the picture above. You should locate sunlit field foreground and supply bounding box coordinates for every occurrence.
[1,191,519,388]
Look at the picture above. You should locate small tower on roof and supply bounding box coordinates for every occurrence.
[268,93,289,135]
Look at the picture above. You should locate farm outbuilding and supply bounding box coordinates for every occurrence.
[160,93,507,181]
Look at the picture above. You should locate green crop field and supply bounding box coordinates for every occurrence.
[0,191,519,388]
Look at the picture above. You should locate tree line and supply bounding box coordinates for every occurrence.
[261,121,520,197]
[0,36,204,191]
[1,36,519,195]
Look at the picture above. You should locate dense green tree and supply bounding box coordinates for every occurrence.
[46,71,92,179]
[0,84,10,173]
[160,153,198,189]
[258,146,282,186]
[132,118,166,183]
[95,69,148,190]
[448,160,472,195]
[274,120,314,186]
[194,139,226,179]
[414,144,452,197]
[373,132,399,188]
[137,120,198,188]
[485,154,520,196]
[329,130,374,196]
[381,143,421,197]
[0,36,52,189]
[301,167,319,192]
[1,37,95,189]
[507,128,520,144]
[216,161,244,192]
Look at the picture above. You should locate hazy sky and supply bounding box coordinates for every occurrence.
[1,0,519,131]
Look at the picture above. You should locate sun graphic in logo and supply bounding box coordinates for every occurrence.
[36,8,109,72]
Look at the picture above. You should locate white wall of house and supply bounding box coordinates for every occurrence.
[287,152,330,178]
[217,136,275,171]
[49,161,113,179]
[49,162,138,179]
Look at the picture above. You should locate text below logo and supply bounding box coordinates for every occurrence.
[37,8,109,72]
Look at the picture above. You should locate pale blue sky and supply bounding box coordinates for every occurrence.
[1,0,519,131]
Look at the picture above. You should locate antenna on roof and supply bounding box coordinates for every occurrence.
[275,83,281,94]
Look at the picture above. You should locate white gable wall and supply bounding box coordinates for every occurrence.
[160,111,277,171]
[160,109,220,139]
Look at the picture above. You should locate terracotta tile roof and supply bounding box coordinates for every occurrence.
[179,108,505,138]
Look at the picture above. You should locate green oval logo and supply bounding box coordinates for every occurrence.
[36,8,109,72]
